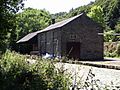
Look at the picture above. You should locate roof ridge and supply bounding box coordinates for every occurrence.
[40,13,84,33]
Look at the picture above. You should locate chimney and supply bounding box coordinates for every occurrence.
[52,18,55,24]
[51,15,56,24]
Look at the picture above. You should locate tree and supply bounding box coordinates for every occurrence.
[0,0,25,51]
[104,30,115,42]
[87,5,105,26]
[115,21,120,33]
[94,0,120,29]
[15,8,51,42]
[53,12,68,22]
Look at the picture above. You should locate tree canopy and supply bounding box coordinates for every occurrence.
[0,0,25,51]
[87,5,105,26]
[16,8,51,40]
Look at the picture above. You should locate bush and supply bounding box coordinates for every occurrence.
[104,42,120,57]
[116,44,120,57]
[0,50,70,90]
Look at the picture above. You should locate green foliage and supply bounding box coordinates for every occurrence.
[52,12,68,22]
[0,50,70,90]
[15,8,51,41]
[116,44,120,57]
[115,21,120,33]
[104,30,115,42]
[53,4,93,22]
[94,0,120,29]
[104,21,120,42]
[8,8,51,50]
[104,42,120,57]
[54,0,120,31]
[87,5,105,26]
[0,0,25,51]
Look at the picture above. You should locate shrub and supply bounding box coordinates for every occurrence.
[116,44,120,57]
[0,50,70,90]
[104,42,120,57]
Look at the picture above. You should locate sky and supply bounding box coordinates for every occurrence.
[24,0,95,14]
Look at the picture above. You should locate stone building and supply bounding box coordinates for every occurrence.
[17,13,103,60]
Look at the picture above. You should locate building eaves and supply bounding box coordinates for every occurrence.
[16,31,39,43]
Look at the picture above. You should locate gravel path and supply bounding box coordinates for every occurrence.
[55,63,120,86]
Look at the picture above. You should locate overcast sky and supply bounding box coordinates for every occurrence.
[24,0,95,14]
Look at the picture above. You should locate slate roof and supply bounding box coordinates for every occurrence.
[17,31,39,43]
[17,13,83,43]
[40,13,83,32]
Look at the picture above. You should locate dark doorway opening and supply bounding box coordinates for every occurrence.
[66,42,80,59]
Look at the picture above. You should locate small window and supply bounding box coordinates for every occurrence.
[70,34,77,40]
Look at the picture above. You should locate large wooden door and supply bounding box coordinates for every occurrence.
[66,42,80,59]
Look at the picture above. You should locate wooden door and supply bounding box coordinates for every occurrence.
[66,42,80,59]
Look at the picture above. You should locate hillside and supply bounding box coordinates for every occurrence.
[57,0,120,57]
[94,0,120,29]
[54,0,120,30]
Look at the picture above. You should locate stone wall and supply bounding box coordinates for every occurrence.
[62,15,103,60]
[37,14,103,60]
[38,29,62,56]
